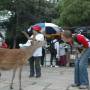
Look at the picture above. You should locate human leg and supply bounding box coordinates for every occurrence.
[73,48,90,88]
[29,57,35,77]
[35,57,41,77]
[79,49,90,86]
[50,54,54,66]
[74,59,80,86]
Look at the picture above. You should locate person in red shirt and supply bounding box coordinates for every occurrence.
[61,30,90,89]
[0,40,8,48]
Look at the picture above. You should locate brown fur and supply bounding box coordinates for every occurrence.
[0,39,44,90]
[0,48,26,70]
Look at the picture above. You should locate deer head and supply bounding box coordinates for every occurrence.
[21,31,45,47]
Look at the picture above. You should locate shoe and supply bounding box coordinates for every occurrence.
[36,75,41,78]
[40,65,44,67]
[55,65,59,67]
[50,65,53,67]
[29,75,34,78]
[79,85,88,89]
[71,84,79,87]
[0,73,1,77]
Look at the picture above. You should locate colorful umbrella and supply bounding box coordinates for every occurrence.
[28,23,62,34]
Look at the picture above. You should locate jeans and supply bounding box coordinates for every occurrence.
[74,48,90,86]
[29,56,41,77]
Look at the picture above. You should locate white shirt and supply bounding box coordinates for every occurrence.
[19,33,44,57]
[59,43,66,56]
[54,40,66,58]
[19,40,32,48]
[33,47,42,57]
[54,41,60,58]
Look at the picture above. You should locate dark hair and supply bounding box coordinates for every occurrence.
[62,30,72,38]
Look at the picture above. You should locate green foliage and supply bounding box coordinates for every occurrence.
[0,0,58,48]
[0,0,12,10]
[57,0,90,26]
[0,0,58,31]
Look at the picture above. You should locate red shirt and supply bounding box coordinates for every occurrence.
[76,34,90,48]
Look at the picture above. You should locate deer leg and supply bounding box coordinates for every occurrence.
[10,69,16,89]
[0,72,1,77]
[19,67,23,90]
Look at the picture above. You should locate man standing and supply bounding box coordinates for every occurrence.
[61,30,90,89]
[49,39,58,67]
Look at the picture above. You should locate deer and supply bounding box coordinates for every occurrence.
[0,31,45,90]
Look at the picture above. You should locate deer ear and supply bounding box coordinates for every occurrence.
[21,31,30,39]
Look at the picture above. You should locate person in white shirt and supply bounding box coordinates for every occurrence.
[28,26,44,78]
[54,39,60,67]
[19,26,44,78]
[59,41,67,66]
[49,39,58,67]
[55,39,67,66]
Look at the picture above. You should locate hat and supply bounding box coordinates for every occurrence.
[35,34,44,41]
[32,25,41,32]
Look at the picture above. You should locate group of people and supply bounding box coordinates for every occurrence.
[19,26,90,89]
[0,25,90,89]
[49,38,67,67]
[49,30,90,89]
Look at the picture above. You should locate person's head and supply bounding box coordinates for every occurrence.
[61,30,72,42]
[32,25,41,35]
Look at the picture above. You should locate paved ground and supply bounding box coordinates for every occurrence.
[0,65,90,90]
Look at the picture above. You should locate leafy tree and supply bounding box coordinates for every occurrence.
[57,0,90,26]
[0,0,58,48]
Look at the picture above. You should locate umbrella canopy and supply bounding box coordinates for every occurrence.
[28,23,62,34]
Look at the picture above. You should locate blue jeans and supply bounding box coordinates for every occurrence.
[74,48,90,86]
